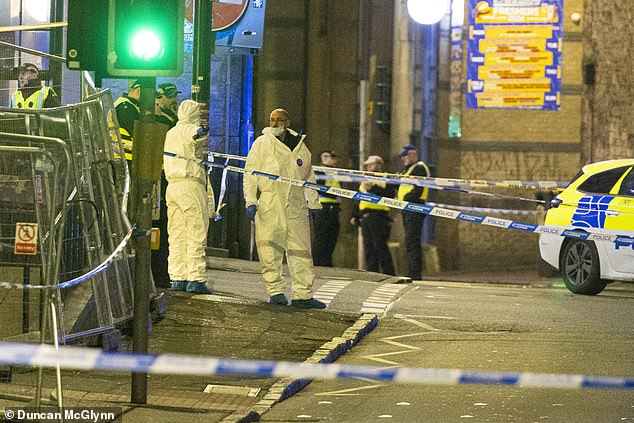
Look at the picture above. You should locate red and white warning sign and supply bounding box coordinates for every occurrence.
[14,222,38,255]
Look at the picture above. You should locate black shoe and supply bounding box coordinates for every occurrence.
[269,294,288,305]
[291,298,326,309]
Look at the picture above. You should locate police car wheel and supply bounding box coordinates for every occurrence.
[560,240,606,295]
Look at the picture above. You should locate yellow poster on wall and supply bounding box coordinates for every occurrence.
[467,0,563,110]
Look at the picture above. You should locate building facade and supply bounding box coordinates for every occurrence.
[255,0,632,273]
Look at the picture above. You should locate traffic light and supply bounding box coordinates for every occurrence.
[107,0,184,77]
[67,0,108,73]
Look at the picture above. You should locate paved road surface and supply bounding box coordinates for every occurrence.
[253,280,634,422]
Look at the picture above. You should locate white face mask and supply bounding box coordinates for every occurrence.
[270,126,286,137]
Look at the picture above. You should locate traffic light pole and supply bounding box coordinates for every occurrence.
[192,0,214,247]
[131,77,167,404]
[192,0,212,111]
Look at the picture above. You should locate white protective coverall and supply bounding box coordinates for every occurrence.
[164,100,212,282]
[243,127,321,300]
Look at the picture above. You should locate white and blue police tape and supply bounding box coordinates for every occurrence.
[0,341,632,390]
[313,171,548,204]
[205,155,227,221]
[208,151,553,205]
[208,151,568,191]
[0,227,134,291]
[167,151,634,246]
[427,203,539,216]
[315,168,567,191]
[209,152,627,215]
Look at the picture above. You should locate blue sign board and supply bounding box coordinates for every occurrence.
[466,0,563,110]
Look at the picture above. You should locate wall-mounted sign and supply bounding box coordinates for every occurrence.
[466,0,563,110]
[14,222,38,255]
[212,0,249,32]
[214,0,266,51]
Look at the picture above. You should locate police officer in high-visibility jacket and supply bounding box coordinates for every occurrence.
[351,155,396,276]
[397,145,430,280]
[155,82,180,129]
[312,150,341,267]
[9,63,60,109]
[114,80,141,162]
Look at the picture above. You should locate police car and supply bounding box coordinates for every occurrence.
[539,159,634,295]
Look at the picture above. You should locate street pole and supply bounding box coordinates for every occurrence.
[192,0,214,246]
[192,0,213,117]
[357,0,371,270]
[130,77,167,404]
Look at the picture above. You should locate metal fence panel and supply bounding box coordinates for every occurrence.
[0,89,134,344]
[0,134,70,342]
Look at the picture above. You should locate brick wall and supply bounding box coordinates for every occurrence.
[581,0,634,162]
[434,0,584,271]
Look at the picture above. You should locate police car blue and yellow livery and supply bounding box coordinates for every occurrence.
[540,159,634,295]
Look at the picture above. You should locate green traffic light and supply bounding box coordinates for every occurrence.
[107,0,184,76]
[130,29,162,60]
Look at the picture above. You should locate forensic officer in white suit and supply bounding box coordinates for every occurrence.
[243,108,326,309]
[164,99,213,294]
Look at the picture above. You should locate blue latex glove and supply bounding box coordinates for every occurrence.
[246,205,257,221]
[194,126,209,140]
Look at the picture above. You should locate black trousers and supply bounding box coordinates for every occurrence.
[151,171,169,285]
[312,204,340,267]
[402,211,425,280]
[361,211,395,275]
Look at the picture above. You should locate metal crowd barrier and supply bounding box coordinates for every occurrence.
[0,133,70,340]
[0,88,134,346]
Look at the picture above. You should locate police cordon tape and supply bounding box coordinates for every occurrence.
[0,227,134,291]
[209,151,557,206]
[313,171,548,204]
[208,151,568,191]
[427,202,539,216]
[311,168,634,217]
[315,165,568,191]
[167,151,634,246]
[0,341,632,390]
[208,152,634,217]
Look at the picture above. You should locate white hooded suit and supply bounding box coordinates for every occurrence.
[164,100,211,282]
[243,128,321,300]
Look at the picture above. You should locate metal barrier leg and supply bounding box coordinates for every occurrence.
[50,302,64,421]
[35,290,50,410]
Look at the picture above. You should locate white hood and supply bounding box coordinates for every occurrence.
[177,99,200,125]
